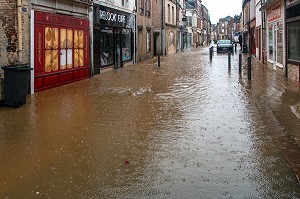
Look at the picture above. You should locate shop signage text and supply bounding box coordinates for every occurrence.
[94,5,129,27]
[286,0,296,6]
[268,5,281,22]
[100,10,126,23]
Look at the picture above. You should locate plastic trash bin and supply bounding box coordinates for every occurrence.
[1,65,32,107]
[243,44,248,53]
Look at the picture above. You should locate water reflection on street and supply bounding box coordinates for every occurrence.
[0,47,300,198]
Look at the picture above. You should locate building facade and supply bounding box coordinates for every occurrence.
[93,0,135,74]
[136,0,153,61]
[285,0,300,82]
[0,0,91,95]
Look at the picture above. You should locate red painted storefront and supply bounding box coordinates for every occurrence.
[34,11,90,92]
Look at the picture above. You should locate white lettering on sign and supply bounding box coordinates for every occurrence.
[99,10,126,24]
[287,0,296,6]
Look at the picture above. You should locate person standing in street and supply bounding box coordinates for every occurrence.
[238,34,243,50]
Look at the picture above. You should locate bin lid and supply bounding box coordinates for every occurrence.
[1,65,32,71]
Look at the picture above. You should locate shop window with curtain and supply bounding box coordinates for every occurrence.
[288,21,300,63]
[45,27,59,72]
[122,28,132,61]
[45,27,85,72]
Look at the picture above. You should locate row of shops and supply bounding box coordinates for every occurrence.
[243,0,300,82]
[30,2,135,93]
[5,1,194,94]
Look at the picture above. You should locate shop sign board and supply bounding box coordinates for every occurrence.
[268,5,281,22]
[94,5,130,28]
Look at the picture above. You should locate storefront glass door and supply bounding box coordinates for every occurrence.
[268,21,283,69]
[100,28,114,67]
[268,24,277,70]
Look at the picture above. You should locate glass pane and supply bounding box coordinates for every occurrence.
[74,30,79,48]
[60,29,67,48]
[268,25,273,60]
[288,21,300,61]
[79,49,84,67]
[74,49,79,68]
[60,49,67,70]
[67,49,73,69]
[45,50,52,72]
[122,29,132,61]
[67,29,73,49]
[100,28,114,66]
[52,50,58,71]
[53,28,58,50]
[45,27,52,49]
[79,30,84,48]
[277,25,284,65]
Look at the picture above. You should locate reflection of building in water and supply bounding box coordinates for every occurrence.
[93,4,134,74]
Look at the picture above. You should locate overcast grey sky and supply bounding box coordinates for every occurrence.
[201,0,242,24]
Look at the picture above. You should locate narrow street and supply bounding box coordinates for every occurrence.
[1,46,300,198]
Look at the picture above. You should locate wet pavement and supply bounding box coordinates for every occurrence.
[0,46,300,198]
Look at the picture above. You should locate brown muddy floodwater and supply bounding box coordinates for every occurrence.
[1,47,300,198]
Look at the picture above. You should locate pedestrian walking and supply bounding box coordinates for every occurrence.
[238,34,243,50]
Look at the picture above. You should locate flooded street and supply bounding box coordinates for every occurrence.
[1,46,300,198]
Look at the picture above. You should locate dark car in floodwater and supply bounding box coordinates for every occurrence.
[217,40,234,53]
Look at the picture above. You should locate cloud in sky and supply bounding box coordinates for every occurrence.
[201,0,242,24]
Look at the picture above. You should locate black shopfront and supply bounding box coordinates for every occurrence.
[93,5,133,74]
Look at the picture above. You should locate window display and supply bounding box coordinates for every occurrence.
[100,28,114,66]
[288,21,300,62]
[122,28,132,61]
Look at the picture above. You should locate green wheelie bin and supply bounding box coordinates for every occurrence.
[1,65,32,107]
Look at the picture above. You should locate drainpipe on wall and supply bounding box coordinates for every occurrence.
[17,0,23,62]
[284,0,288,79]
[89,5,94,77]
[134,0,137,64]
[161,0,164,55]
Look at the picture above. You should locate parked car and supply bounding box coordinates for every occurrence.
[217,40,234,53]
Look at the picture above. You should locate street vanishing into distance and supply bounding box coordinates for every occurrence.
[1,46,300,198]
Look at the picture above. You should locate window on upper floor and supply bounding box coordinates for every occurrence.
[122,0,129,7]
[172,6,174,24]
[168,4,170,23]
[187,16,192,27]
[139,0,144,15]
[145,0,151,17]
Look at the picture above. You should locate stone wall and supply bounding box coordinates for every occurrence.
[0,0,31,100]
[288,63,300,82]
[0,0,17,100]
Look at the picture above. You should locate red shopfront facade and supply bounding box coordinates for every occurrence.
[34,11,90,92]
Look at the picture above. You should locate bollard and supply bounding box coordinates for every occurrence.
[209,47,213,61]
[228,52,231,70]
[248,56,252,80]
[239,54,242,74]
[235,43,237,53]
[158,52,161,67]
